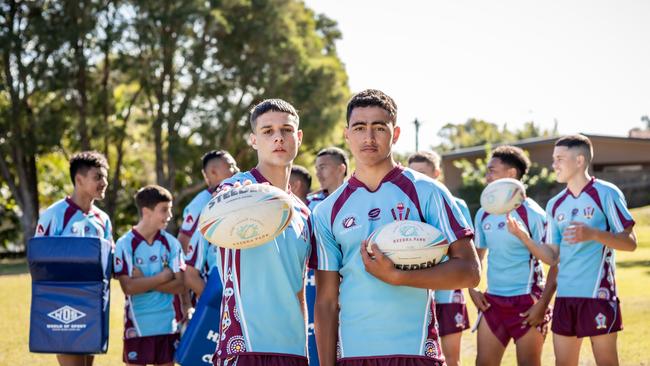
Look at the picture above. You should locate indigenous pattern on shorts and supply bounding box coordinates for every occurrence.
[212,169,314,359]
[35,197,113,241]
[313,166,472,359]
[474,197,547,297]
[114,229,184,337]
[545,178,635,299]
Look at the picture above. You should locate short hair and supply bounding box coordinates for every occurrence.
[491,145,531,179]
[346,89,397,125]
[201,150,239,172]
[69,151,109,185]
[407,151,441,171]
[555,134,593,163]
[134,185,173,215]
[316,147,350,176]
[249,98,299,130]
[290,165,312,190]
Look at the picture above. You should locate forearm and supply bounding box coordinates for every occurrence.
[315,301,339,366]
[392,256,480,290]
[538,265,557,307]
[521,236,559,265]
[155,274,186,294]
[177,233,191,253]
[594,229,636,251]
[120,275,168,295]
[184,268,206,297]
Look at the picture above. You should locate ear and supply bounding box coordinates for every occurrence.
[507,167,519,179]
[249,133,257,150]
[392,125,401,144]
[297,129,303,146]
[432,168,441,179]
[343,127,350,143]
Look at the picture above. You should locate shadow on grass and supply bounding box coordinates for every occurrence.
[0,258,29,276]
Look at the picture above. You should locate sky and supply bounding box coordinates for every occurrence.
[305,0,650,153]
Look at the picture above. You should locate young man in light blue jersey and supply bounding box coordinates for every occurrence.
[507,135,637,366]
[408,150,472,366]
[209,99,315,366]
[313,89,480,366]
[468,146,557,366]
[304,147,348,366]
[178,150,239,252]
[183,151,238,300]
[35,151,112,366]
[114,185,186,366]
[307,147,349,212]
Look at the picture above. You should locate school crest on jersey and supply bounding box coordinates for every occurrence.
[583,206,595,219]
[595,312,607,329]
[391,202,410,220]
[557,213,565,222]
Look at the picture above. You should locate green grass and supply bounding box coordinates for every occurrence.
[2,206,650,365]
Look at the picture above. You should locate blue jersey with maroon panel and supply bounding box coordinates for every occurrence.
[313,166,473,361]
[35,197,113,242]
[545,178,635,300]
[474,198,547,297]
[211,168,314,361]
[434,197,473,305]
[179,189,213,238]
[307,190,328,212]
[113,229,185,338]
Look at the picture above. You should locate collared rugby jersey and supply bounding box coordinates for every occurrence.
[474,197,547,297]
[313,166,473,360]
[545,178,634,299]
[114,229,184,338]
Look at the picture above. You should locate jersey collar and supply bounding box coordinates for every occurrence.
[348,165,404,192]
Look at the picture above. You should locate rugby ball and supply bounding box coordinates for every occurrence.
[366,220,450,270]
[198,183,293,249]
[480,178,526,215]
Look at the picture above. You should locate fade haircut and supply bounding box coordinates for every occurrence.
[201,150,240,173]
[346,89,398,125]
[407,151,441,172]
[491,145,531,179]
[249,99,299,130]
[69,151,109,185]
[134,185,173,216]
[555,134,593,164]
[290,165,312,190]
[317,147,350,176]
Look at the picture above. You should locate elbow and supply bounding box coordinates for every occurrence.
[465,261,481,288]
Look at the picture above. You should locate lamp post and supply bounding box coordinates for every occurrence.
[414,118,421,152]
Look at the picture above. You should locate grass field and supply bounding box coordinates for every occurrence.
[1,207,650,365]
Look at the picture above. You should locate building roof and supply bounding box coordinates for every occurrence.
[441,133,650,159]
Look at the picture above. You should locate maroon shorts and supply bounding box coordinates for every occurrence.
[481,293,551,347]
[337,355,444,366]
[435,303,470,337]
[213,353,308,366]
[123,333,179,364]
[551,297,622,338]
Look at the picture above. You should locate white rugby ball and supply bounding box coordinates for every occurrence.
[366,220,450,270]
[198,183,293,249]
[480,178,526,215]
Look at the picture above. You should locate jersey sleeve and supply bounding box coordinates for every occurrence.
[425,186,473,244]
[313,206,342,271]
[603,186,635,233]
[169,237,185,273]
[184,229,207,270]
[113,237,131,277]
[34,208,58,237]
[456,198,474,231]
[544,201,562,246]
[473,210,487,249]
[179,203,198,236]
[528,206,547,243]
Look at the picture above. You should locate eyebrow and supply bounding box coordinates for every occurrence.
[350,120,389,127]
